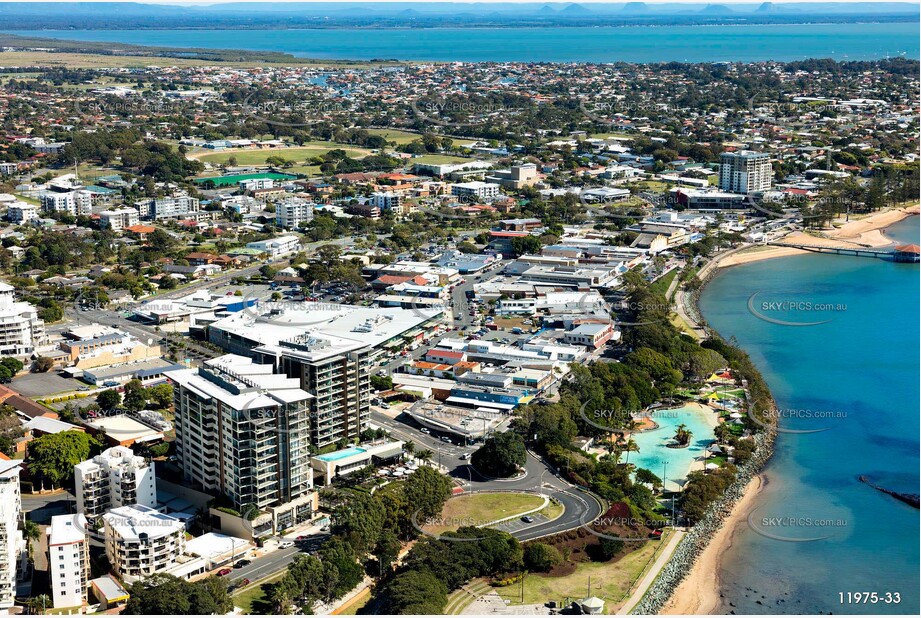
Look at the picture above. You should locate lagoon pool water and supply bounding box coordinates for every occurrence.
[630,404,716,492]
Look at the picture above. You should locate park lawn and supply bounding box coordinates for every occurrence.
[649,269,678,298]
[288,164,323,177]
[538,499,565,522]
[495,529,673,610]
[366,128,423,145]
[410,154,471,165]
[334,588,372,615]
[588,131,635,140]
[669,313,700,341]
[425,492,546,535]
[232,573,285,614]
[195,143,371,166]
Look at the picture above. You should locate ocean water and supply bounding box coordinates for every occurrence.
[5,22,919,62]
[699,216,920,615]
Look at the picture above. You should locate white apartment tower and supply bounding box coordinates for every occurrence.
[0,282,45,358]
[169,355,316,531]
[275,199,314,229]
[74,446,157,521]
[718,150,772,194]
[48,515,89,610]
[0,462,24,612]
[98,207,140,232]
[102,505,185,584]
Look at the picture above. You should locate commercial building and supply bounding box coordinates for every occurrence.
[47,515,89,610]
[59,324,161,370]
[103,505,187,584]
[0,461,23,611]
[74,446,157,521]
[562,322,618,348]
[169,355,318,532]
[245,235,300,260]
[275,199,314,229]
[98,207,140,232]
[309,440,404,485]
[486,163,539,189]
[672,188,746,210]
[718,150,771,194]
[0,282,45,358]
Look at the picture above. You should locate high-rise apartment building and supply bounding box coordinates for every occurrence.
[169,355,316,532]
[48,515,89,610]
[74,446,157,521]
[0,462,24,612]
[102,505,185,584]
[718,150,772,194]
[0,282,45,358]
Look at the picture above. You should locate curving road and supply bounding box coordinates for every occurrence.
[372,411,605,542]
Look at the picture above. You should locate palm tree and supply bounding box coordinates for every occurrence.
[622,438,639,466]
[403,440,415,462]
[417,449,434,466]
[674,424,692,446]
[26,594,51,615]
[22,520,39,562]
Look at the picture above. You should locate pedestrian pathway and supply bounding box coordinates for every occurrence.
[617,529,685,614]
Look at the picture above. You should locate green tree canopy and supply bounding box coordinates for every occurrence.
[26,431,101,488]
[471,431,527,478]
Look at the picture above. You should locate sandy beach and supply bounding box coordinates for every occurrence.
[718,204,919,268]
[660,473,767,615]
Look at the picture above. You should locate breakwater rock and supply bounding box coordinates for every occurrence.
[631,429,775,615]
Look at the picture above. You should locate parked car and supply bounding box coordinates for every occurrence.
[234,559,251,568]
[279,541,294,549]
[521,515,535,523]
[217,568,233,576]
[420,427,431,434]
[459,453,470,460]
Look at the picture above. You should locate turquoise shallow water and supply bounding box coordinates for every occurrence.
[630,404,716,493]
[5,22,919,62]
[699,216,920,614]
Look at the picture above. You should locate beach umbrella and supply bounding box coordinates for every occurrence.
[705,463,719,470]
[729,412,743,419]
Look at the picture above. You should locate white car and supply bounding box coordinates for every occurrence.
[279,541,294,549]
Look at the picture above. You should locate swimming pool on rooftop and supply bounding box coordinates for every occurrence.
[316,446,368,462]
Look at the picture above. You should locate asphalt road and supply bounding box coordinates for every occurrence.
[371,411,604,542]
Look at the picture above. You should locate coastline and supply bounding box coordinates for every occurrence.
[660,473,767,615]
[717,204,920,268]
[645,206,918,615]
